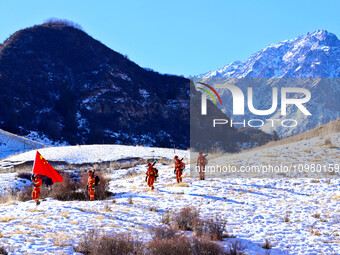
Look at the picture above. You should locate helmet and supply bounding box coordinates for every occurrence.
[199,151,203,155]
[174,156,178,159]
[88,170,93,173]
[147,163,152,166]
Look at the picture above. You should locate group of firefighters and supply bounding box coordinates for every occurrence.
[145,151,208,190]
[31,152,208,204]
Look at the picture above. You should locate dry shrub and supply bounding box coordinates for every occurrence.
[147,236,191,255]
[324,137,332,146]
[78,172,112,200]
[96,232,144,255]
[17,172,54,186]
[313,212,321,219]
[0,246,8,255]
[191,236,224,255]
[193,216,226,241]
[147,206,158,212]
[13,172,112,202]
[74,230,144,255]
[226,240,247,255]
[284,212,290,223]
[73,229,99,255]
[49,174,84,201]
[148,225,178,240]
[147,234,224,255]
[171,206,200,231]
[262,238,273,249]
[161,210,171,225]
[162,206,226,241]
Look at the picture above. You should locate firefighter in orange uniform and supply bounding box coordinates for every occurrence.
[196,151,208,180]
[87,170,96,200]
[174,156,183,183]
[31,174,42,205]
[146,163,156,190]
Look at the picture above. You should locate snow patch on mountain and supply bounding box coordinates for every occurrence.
[197,30,340,137]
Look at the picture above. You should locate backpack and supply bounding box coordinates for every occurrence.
[180,161,185,173]
[95,175,100,186]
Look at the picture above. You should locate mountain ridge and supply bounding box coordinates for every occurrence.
[0,21,190,148]
[197,30,340,137]
[200,30,340,78]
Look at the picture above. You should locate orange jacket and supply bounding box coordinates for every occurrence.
[87,175,95,189]
[197,155,208,166]
[146,166,157,177]
[175,160,183,171]
[32,176,42,188]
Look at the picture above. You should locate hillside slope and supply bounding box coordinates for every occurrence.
[0,142,339,254]
[0,21,189,148]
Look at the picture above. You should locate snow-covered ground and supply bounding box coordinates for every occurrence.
[208,132,340,178]
[0,137,339,254]
[2,144,188,166]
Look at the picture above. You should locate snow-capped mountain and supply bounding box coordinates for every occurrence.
[201,30,340,78]
[198,30,340,136]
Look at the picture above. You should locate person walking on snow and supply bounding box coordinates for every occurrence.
[31,173,42,205]
[196,151,208,180]
[174,156,183,183]
[87,170,96,200]
[146,162,157,190]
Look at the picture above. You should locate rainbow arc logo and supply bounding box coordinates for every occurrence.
[197,82,223,106]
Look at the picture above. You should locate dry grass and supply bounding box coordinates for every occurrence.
[332,195,340,201]
[313,212,321,219]
[102,202,111,212]
[174,183,190,187]
[164,182,189,188]
[325,144,339,149]
[54,233,71,247]
[253,118,340,150]
[11,230,24,235]
[1,216,15,222]
[310,229,322,236]
[59,212,70,218]
[284,212,290,223]
[310,158,322,162]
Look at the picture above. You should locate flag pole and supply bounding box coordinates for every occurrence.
[32,151,38,174]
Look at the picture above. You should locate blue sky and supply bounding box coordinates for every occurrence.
[0,0,339,76]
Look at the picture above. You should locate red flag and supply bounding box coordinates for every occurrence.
[33,151,63,183]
